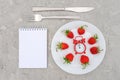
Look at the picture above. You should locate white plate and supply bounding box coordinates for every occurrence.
[51,21,106,75]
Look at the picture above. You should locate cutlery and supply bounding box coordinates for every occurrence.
[32,7,94,13]
[30,14,80,22]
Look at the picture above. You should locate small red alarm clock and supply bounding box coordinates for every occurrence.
[73,36,86,54]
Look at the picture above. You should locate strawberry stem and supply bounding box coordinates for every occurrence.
[82,63,89,69]
[61,30,65,33]
[98,48,103,53]
[99,49,103,51]
[56,48,58,52]
[80,26,84,29]
[94,34,98,39]
[80,25,88,29]
[82,25,88,28]
[82,64,86,69]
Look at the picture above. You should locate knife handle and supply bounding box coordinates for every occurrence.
[32,7,65,12]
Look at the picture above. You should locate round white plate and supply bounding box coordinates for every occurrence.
[51,21,106,75]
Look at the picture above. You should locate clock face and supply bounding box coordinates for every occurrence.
[75,43,85,53]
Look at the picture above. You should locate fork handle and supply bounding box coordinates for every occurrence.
[32,7,65,12]
[44,16,80,19]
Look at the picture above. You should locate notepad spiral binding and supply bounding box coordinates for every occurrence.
[19,27,47,31]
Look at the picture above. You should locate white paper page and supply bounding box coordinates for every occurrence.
[19,28,47,68]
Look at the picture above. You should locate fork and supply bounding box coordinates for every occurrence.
[30,14,80,22]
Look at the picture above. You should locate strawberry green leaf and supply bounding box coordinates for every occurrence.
[63,57,71,64]
[80,26,84,29]
[82,62,89,69]
[98,48,103,53]
[65,30,70,35]
[94,34,98,39]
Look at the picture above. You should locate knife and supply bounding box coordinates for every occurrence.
[32,7,94,13]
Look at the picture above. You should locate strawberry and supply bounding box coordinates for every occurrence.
[65,30,74,39]
[64,53,74,64]
[57,42,69,51]
[80,55,89,69]
[77,26,85,35]
[90,47,103,54]
[88,34,98,45]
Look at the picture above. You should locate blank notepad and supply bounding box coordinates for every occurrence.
[19,28,47,68]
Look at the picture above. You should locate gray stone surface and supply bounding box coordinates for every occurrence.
[0,0,120,80]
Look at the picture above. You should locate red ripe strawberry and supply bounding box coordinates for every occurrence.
[88,34,98,45]
[64,53,74,64]
[90,47,103,54]
[57,42,69,50]
[80,55,89,69]
[65,30,74,39]
[78,26,85,35]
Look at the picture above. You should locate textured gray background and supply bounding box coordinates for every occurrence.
[0,0,120,80]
